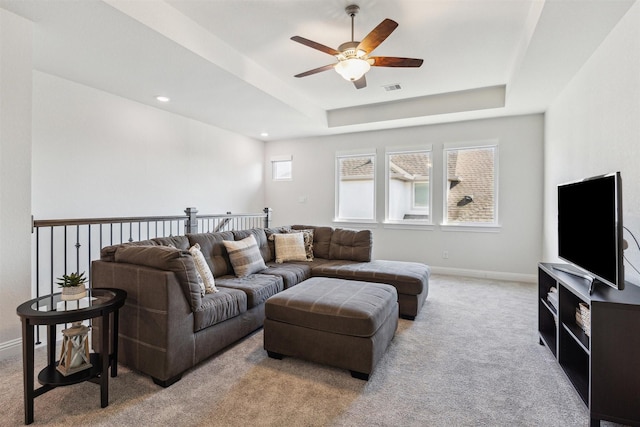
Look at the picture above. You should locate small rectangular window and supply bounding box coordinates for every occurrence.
[271,155,292,181]
[386,148,432,223]
[335,151,376,221]
[443,143,498,225]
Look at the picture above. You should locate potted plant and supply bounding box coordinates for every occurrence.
[57,271,87,301]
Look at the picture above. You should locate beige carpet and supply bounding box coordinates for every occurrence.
[1,275,600,426]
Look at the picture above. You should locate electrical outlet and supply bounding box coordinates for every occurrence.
[442,251,449,259]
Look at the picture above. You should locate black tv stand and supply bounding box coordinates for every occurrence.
[538,263,640,426]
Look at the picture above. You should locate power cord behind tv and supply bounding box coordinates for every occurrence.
[624,226,640,277]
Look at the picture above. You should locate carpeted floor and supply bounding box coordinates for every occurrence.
[0,275,607,426]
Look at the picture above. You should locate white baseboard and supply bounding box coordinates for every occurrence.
[0,337,22,359]
[430,266,536,283]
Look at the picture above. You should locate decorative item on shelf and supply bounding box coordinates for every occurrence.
[547,286,559,311]
[575,302,591,337]
[57,271,87,301]
[57,321,92,376]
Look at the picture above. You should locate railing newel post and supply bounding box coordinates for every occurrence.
[263,207,272,229]
[185,207,199,234]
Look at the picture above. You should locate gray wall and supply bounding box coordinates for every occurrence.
[544,1,640,286]
[32,72,265,219]
[265,114,544,281]
[0,10,33,359]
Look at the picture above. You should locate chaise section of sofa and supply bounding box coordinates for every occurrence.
[91,223,430,386]
[286,225,430,319]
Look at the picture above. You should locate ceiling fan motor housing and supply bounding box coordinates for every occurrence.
[338,41,365,59]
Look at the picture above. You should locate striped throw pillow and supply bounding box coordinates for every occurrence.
[223,235,267,277]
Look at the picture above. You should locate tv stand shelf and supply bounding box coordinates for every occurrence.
[538,263,640,427]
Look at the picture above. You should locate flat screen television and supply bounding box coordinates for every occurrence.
[557,172,624,292]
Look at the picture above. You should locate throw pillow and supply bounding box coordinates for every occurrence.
[289,229,314,261]
[273,232,308,263]
[268,229,314,261]
[188,243,218,294]
[223,235,267,277]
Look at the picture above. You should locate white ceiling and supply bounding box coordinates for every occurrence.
[0,0,635,141]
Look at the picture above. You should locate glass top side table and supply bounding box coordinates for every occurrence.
[16,288,126,425]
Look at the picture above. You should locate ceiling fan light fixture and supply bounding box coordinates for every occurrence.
[334,58,371,81]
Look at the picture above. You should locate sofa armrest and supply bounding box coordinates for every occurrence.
[91,260,196,383]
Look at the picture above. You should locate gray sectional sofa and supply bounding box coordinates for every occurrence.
[91,225,430,386]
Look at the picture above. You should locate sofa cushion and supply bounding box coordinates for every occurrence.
[100,239,159,262]
[223,235,267,277]
[263,262,313,289]
[216,274,284,308]
[274,232,308,263]
[152,235,190,250]
[188,243,218,294]
[292,225,332,259]
[114,245,203,312]
[329,228,372,262]
[193,287,247,332]
[187,231,234,277]
[232,228,270,262]
[311,259,430,296]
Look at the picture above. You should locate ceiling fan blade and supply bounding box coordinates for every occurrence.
[357,19,398,54]
[369,56,424,67]
[353,75,367,89]
[294,63,336,78]
[291,36,341,56]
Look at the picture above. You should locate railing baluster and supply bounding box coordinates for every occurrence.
[35,227,41,345]
[88,225,92,288]
[75,225,81,274]
[50,226,54,296]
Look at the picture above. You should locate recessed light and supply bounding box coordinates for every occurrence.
[156,96,170,102]
[260,132,269,138]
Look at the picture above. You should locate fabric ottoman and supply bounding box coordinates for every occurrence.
[263,277,398,380]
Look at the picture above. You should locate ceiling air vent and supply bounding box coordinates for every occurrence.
[383,83,402,91]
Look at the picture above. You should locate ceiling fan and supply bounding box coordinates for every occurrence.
[291,4,423,89]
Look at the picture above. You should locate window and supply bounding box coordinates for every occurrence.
[443,143,498,226]
[335,151,376,221]
[271,155,292,181]
[386,148,432,223]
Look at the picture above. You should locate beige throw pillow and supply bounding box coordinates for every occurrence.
[274,232,308,263]
[189,243,218,294]
[290,229,314,261]
[223,235,267,277]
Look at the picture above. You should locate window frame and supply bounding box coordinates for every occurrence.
[441,141,500,231]
[334,149,377,223]
[384,146,433,227]
[271,155,292,181]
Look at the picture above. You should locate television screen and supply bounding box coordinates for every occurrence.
[557,172,623,290]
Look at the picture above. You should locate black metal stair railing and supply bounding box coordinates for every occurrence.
[31,207,271,344]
